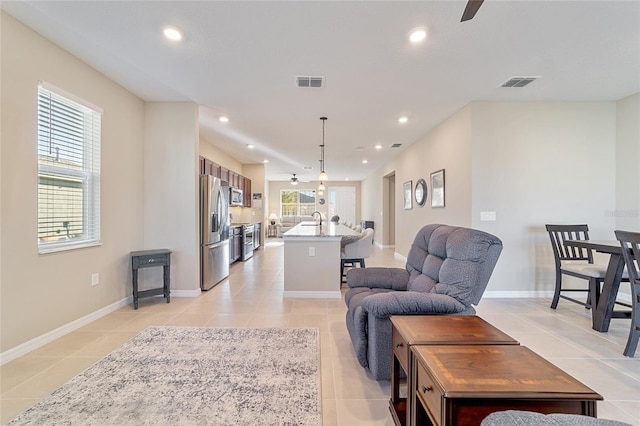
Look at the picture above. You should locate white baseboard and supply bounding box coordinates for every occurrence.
[0,296,132,366]
[483,290,554,298]
[283,291,342,299]
[483,290,632,303]
[394,252,408,263]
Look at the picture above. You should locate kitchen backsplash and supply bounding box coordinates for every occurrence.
[230,206,263,223]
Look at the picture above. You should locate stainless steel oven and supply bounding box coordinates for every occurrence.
[242,224,254,261]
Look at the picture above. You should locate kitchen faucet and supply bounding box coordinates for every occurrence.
[311,211,322,227]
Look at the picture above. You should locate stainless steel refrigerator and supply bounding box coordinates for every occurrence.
[200,175,230,290]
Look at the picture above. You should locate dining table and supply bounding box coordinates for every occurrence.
[563,240,631,332]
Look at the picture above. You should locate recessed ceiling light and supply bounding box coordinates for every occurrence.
[163,26,183,41]
[398,116,408,124]
[409,28,427,43]
[247,144,255,149]
[375,144,382,150]
[219,116,229,123]
[362,159,368,164]
[263,159,269,163]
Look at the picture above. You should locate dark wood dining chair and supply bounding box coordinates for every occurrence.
[614,230,640,357]
[546,224,607,309]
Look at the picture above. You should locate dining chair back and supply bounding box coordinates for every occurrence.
[340,228,374,284]
[546,224,607,309]
[614,230,640,357]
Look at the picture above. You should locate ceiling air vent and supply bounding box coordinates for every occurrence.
[500,76,540,88]
[296,76,324,88]
[391,143,402,148]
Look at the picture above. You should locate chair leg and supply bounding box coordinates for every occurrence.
[550,269,562,309]
[623,283,640,357]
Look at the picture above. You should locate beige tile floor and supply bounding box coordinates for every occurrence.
[2,240,639,425]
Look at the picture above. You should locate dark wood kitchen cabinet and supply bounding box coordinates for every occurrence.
[220,167,229,183]
[230,226,242,264]
[199,156,252,207]
[243,177,252,207]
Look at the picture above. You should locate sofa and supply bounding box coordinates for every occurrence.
[481,410,631,426]
[276,215,315,237]
[345,224,503,380]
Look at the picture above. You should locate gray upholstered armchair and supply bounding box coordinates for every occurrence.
[344,224,503,380]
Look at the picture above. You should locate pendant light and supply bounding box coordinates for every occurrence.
[318,117,329,182]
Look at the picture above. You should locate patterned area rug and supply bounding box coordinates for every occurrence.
[8,327,321,426]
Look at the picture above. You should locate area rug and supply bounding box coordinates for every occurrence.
[7,327,321,426]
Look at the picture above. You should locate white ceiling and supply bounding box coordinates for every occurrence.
[3,1,639,182]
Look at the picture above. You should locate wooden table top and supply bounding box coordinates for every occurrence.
[412,345,602,400]
[390,315,518,346]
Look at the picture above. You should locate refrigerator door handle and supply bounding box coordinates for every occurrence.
[212,213,219,233]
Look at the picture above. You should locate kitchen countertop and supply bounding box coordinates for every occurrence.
[230,222,261,227]
[283,222,360,239]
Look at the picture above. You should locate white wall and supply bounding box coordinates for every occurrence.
[615,93,640,231]
[362,100,623,295]
[469,101,618,293]
[0,12,145,352]
[144,103,199,294]
[199,139,243,174]
[361,105,473,254]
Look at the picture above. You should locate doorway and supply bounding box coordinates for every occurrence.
[383,172,395,246]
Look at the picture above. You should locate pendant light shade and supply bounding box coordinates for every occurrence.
[318,117,328,181]
[318,182,326,191]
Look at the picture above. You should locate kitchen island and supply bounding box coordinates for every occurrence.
[283,222,361,298]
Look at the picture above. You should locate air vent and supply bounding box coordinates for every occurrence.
[500,76,540,88]
[391,143,402,148]
[296,76,324,88]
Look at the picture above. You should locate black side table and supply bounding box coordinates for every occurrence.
[131,249,171,309]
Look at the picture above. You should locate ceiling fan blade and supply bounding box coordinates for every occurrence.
[461,0,485,22]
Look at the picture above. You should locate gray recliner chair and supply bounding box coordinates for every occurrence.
[344,224,503,380]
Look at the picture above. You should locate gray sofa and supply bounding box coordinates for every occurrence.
[481,410,631,425]
[344,224,503,380]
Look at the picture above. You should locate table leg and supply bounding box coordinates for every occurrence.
[163,264,171,303]
[132,268,139,310]
[593,253,625,332]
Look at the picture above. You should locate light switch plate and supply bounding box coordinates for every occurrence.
[480,211,497,221]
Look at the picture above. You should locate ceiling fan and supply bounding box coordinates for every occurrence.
[461,0,485,22]
[290,174,299,186]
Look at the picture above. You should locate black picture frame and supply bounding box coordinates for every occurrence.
[430,169,445,208]
[414,178,427,207]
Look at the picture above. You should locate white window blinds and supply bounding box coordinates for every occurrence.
[37,82,102,253]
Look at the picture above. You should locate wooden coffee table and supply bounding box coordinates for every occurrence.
[389,316,519,426]
[411,345,602,426]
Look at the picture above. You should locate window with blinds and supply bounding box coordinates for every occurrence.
[37,82,102,253]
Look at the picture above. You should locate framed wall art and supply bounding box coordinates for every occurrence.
[403,181,412,210]
[414,178,427,207]
[430,169,445,208]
